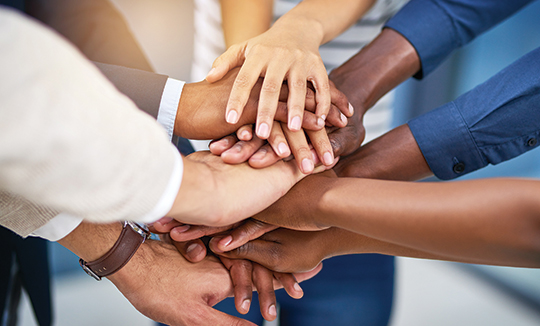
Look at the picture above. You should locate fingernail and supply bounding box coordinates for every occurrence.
[240,130,250,140]
[290,116,302,131]
[257,123,270,138]
[317,117,324,128]
[278,142,289,156]
[220,235,233,248]
[293,283,302,292]
[251,148,267,160]
[268,304,277,317]
[301,158,314,173]
[186,243,202,256]
[207,67,216,77]
[348,102,354,115]
[323,152,334,165]
[174,224,190,233]
[231,143,243,153]
[241,299,251,313]
[311,151,319,164]
[227,110,238,124]
[340,112,347,125]
[158,217,173,225]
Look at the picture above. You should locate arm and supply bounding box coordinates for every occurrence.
[57,222,254,326]
[253,172,540,268]
[385,0,535,78]
[220,0,274,47]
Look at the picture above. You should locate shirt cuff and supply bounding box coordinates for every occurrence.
[137,148,184,224]
[157,78,185,140]
[30,213,83,241]
[384,0,456,79]
[408,101,486,180]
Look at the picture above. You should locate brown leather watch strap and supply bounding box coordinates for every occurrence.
[79,221,150,281]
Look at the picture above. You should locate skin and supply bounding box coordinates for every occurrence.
[167,151,336,228]
[210,28,419,170]
[180,68,350,173]
[208,0,374,139]
[58,222,322,324]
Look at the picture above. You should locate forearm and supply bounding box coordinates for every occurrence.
[220,0,273,47]
[275,0,376,45]
[317,178,540,267]
[334,124,432,181]
[320,227,489,265]
[329,28,420,116]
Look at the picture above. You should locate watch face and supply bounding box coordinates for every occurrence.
[126,221,150,239]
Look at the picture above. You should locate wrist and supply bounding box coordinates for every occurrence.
[329,28,420,113]
[272,15,324,47]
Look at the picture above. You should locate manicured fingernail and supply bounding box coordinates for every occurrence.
[317,117,324,128]
[340,112,347,124]
[294,283,302,292]
[220,235,233,248]
[312,151,319,164]
[290,116,302,131]
[186,243,202,256]
[251,148,267,160]
[227,110,238,124]
[268,304,277,317]
[174,224,190,233]
[301,158,314,173]
[241,299,251,312]
[323,152,334,165]
[348,103,354,115]
[278,142,289,156]
[207,68,216,77]
[257,123,270,138]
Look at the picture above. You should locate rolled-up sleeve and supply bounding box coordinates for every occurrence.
[384,0,534,78]
[408,47,540,179]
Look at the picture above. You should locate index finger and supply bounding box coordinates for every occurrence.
[226,59,266,125]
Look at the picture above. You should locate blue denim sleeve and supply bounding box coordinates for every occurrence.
[408,47,540,180]
[384,0,534,78]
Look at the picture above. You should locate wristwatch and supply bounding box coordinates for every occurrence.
[79,221,151,281]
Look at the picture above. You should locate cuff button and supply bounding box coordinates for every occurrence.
[527,138,537,147]
[453,162,465,174]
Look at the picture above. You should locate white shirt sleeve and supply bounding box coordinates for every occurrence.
[157,78,185,140]
[29,78,185,241]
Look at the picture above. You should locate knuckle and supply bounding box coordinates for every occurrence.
[262,81,281,94]
[290,79,306,90]
[234,74,252,89]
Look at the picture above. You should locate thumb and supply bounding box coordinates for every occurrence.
[206,43,247,83]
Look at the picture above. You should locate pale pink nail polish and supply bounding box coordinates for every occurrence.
[227,110,238,124]
[278,142,289,156]
[257,123,270,138]
[323,152,333,165]
[302,158,314,173]
[290,116,302,130]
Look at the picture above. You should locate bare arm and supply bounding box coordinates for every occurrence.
[220,0,273,47]
[254,171,540,267]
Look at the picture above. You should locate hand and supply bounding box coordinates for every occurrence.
[209,102,360,170]
[214,228,334,273]
[59,222,254,326]
[175,68,337,140]
[150,219,320,321]
[205,24,353,139]
[252,170,339,231]
[168,151,336,227]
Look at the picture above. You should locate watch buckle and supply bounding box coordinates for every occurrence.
[79,259,102,281]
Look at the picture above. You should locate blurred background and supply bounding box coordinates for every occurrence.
[14,0,540,325]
